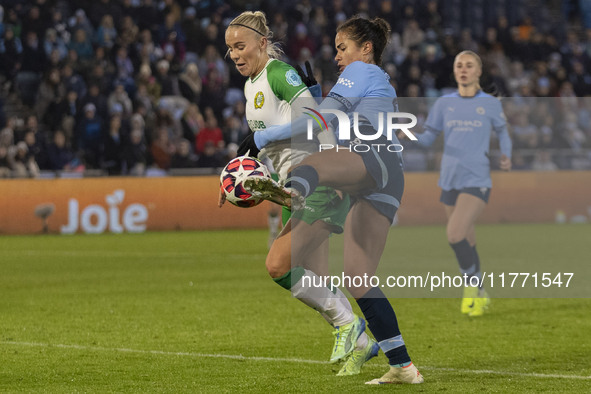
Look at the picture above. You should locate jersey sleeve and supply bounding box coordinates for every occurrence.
[490,98,512,158]
[424,97,444,133]
[328,61,370,99]
[415,97,444,147]
[266,61,308,105]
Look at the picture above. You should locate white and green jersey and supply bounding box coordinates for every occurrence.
[244,59,316,180]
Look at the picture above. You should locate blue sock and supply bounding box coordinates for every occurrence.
[450,239,479,285]
[285,165,318,198]
[356,287,411,366]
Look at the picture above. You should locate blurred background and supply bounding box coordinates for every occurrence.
[1,0,591,179]
[1,0,590,235]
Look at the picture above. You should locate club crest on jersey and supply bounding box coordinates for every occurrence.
[476,106,485,115]
[285,69,302,87]
[254,91,265,109]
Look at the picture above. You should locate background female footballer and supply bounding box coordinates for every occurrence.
[219,11,376,376]
[241,16,424,385]
[413,50,512,317]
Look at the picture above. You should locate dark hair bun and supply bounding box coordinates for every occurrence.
[372,18,391,38]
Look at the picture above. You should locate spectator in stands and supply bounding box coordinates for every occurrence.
[21,31,46,74]
[107,82,133,119]
[47,130,75,171]
[43,28,68,62]
[180,103,202,146]
[114,46,135,91]
[35,68,66,123]
[155,59,179,97]
[69,9,94,39]
[150,126,174,170]
[531,150,558,171]
[136,29,161,66]
[198,45,228,85]
[569,61,591,96]
[181,7,201,56]
[223,115,248,147]
[123,127,147,176]
[90,0,123,29]
[11,141,40,178]
[178,63,202,104]
[402,20,425,52]
[288,23,316,61]
[22,115,48,167]
[95,14,117,50]
[195,108,223,155]
[68,29,94,62]
[118,15,139,49]
[0,144,11,177]
[0,27,23,91]
[102,114,125,175]
[200,66,226,119]
[315,44,337,86]
[196,140,224,168]
[170,138,197,168]
[76,103,104,168]
[61,63,87,100]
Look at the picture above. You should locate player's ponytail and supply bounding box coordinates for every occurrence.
[228,11,284,59]
[337,16,391,66]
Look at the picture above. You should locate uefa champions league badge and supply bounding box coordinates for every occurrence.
[286,69,302,87]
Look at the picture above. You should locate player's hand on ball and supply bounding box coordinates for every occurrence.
[499,154,512,171]
[237,133,260,158]
[295,61,317,87]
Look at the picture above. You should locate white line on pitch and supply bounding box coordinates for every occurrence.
[2,341,590,380]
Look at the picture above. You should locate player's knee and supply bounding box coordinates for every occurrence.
[446,226,466,244]
[265,251,290,279]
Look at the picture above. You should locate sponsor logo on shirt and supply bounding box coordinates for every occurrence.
[285,69,302,87]
[254,91,264,109]
[446,119,483,131]
[336,77,355,88]
[247,119,266,130]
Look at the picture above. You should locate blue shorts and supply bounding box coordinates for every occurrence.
[440,187,491,206]
[348,135,404,223]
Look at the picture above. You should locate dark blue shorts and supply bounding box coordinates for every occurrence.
[440,187,491,206]
[347,135,404,223]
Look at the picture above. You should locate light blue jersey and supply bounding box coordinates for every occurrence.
[417,90,512,190]
[255,61,399,147]
[324,61,398,136]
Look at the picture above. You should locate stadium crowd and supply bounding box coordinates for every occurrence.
[0,0,590,177]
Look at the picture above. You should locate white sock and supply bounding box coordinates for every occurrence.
[291,269,355,327]
[268,212,280,238]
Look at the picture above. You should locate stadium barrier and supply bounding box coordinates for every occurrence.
[1,171,590,235]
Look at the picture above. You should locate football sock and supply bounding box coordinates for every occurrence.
[267,211,280,237]
[356,287,411,365]
[273,267,354,327]
[450,239,480,285]
[327,287,369,350]
[285,165,319,198]
[472,244,483,288]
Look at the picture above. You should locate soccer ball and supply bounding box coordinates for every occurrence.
[220,156,271,208]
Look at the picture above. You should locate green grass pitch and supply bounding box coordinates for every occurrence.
[1,224,590,392]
